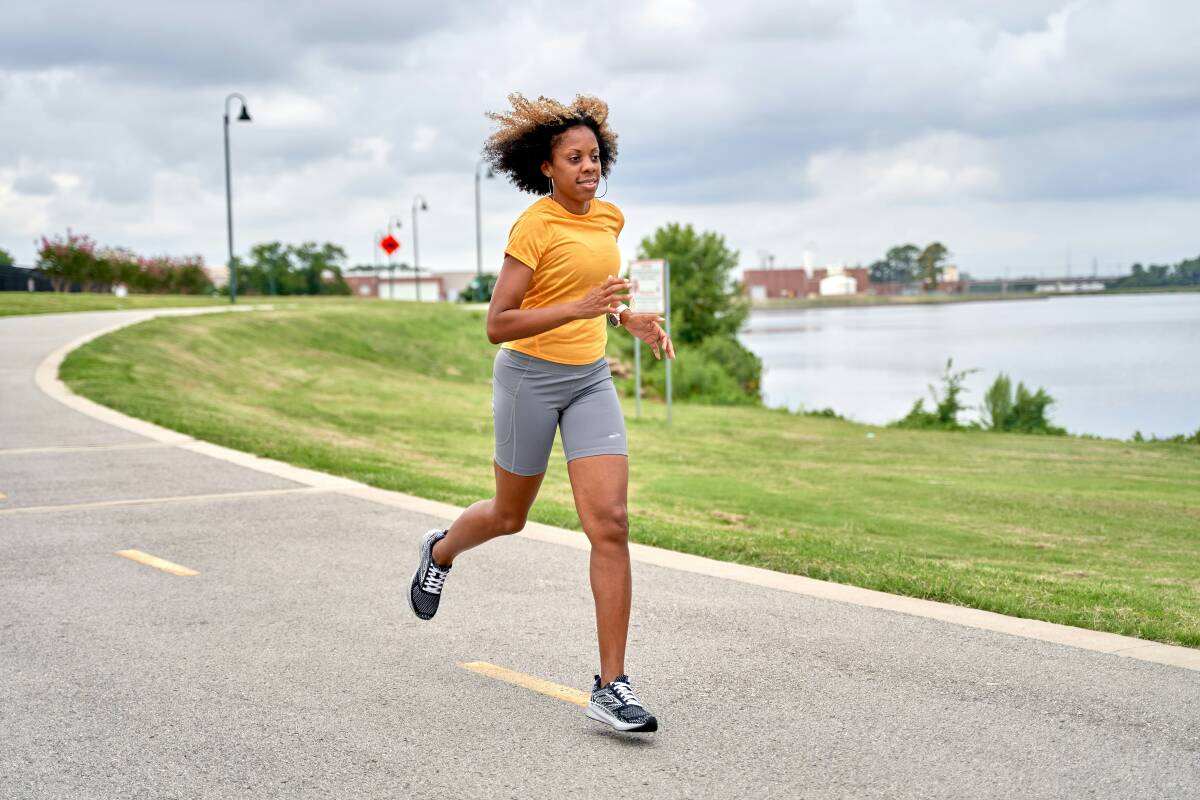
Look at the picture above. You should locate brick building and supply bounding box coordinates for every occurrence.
[742,267,869,300]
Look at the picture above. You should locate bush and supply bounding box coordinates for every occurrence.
[982,373,1066,435]
[35,230,213,294]
[893,359,976,430]
[458,273,497,302]
[616,335,762,405]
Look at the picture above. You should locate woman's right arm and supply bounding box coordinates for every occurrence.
[485,255,630,344]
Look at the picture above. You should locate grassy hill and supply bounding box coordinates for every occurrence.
[60,302,1200,647]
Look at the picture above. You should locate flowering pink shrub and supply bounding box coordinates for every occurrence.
[35,230,212,294]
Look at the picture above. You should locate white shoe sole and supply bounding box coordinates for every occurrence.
[586,702,658,732]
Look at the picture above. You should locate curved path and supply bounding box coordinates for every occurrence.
[1,308,1197,799]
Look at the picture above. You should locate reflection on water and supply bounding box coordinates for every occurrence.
[738,293,1200,439]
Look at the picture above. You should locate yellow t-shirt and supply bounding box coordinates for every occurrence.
[501,196,625,365]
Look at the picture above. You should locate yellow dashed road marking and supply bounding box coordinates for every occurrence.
[115,549,199,577]
[459,661,589,707]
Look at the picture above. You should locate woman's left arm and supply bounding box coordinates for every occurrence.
[621,312,675,361]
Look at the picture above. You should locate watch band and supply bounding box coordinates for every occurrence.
[608,303,630,328]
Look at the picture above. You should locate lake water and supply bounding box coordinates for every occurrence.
[738,293,1200,439]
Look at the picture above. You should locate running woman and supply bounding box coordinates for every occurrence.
[408,94,674,733]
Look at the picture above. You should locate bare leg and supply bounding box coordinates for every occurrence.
[431,461,544,567]
[566,454,631,687]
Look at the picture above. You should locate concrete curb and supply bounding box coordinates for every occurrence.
[36,307,1200,673]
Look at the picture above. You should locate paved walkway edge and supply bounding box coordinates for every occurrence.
[34,307,1200,673]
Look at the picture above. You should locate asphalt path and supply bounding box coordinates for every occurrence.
[1,309,1197,799]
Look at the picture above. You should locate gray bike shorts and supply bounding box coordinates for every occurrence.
[492,348,628,476]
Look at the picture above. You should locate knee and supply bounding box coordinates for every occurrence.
[490,506,528,536]
[591,505,629,550]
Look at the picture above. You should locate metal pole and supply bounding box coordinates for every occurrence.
[223,110,235,304]
[635,338,642,419]
[665,260,672,426]
[223,93,249,304]
[412,195,427,302]
[475,161,483,278]
[387,217,402,300]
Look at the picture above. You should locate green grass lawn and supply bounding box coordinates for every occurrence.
[60,303,1200,647]
[0,291,363,318]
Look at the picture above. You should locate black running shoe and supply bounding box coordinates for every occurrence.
[408,528,451,620]
[586,674,658,732]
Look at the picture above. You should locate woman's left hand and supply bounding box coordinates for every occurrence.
[624,312,676,360]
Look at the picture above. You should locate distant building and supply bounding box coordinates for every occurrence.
[743,265,868,299]
[344,268,478,302]
[819,267,857,296]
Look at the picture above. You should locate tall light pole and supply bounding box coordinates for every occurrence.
[373,229,384,297]
[223,93,251,303]
[387,216,403,299]
[474,159,494,277]
[412,195,428,302]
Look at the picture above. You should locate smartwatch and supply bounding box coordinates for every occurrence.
[608,303,630,328]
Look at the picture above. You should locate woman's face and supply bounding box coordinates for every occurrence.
[542,125,601,203]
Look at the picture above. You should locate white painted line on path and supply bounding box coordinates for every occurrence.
[0,487,325,516]
[0,442,174,457]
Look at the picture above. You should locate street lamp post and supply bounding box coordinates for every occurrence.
[474,159,494,278]
[387,216,403,299]
[412,195,429,302]
[223,93,251,303]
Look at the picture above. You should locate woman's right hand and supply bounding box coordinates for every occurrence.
[574,276,631,319]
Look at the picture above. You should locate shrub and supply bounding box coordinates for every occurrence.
[612,335,762,406]
[893,359,976,430]
[982,373,1066,435]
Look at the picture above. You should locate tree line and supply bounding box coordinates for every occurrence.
[22,230,351,296]
[1109,253,1200,289]
[867,243,953,292]
[232,242,351,296]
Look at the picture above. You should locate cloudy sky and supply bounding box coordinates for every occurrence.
[1,0,1197,278]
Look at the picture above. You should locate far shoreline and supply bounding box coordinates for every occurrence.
[749,285,1200,312]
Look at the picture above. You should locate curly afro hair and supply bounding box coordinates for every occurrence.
[483,93,618,196]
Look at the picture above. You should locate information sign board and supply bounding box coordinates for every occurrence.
[628,259,665,314]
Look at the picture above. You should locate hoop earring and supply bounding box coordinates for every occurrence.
[597,175,608,198]
[547,176,554,195]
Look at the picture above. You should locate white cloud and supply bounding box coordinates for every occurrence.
[0,0,1197,276]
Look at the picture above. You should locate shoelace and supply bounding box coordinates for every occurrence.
[420,562,450,594]
[611,681,643,708]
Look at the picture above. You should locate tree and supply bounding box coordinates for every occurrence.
[917,242,948,292]
[291,241,350,295]
[238,242,350,295]
[616,222,761,403]
[0,247,14,266]
[636,222,748,345]
[868,244,920,284]
[37,231,98,292]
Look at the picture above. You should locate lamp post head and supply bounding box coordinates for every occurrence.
[238,106,252,122]
[420,200,429,211]
[486,167,495,179]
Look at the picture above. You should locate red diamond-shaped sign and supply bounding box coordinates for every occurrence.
[379,235,400,255]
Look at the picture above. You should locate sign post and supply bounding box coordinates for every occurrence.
[380,234,400,299]
[627,259,671,424]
